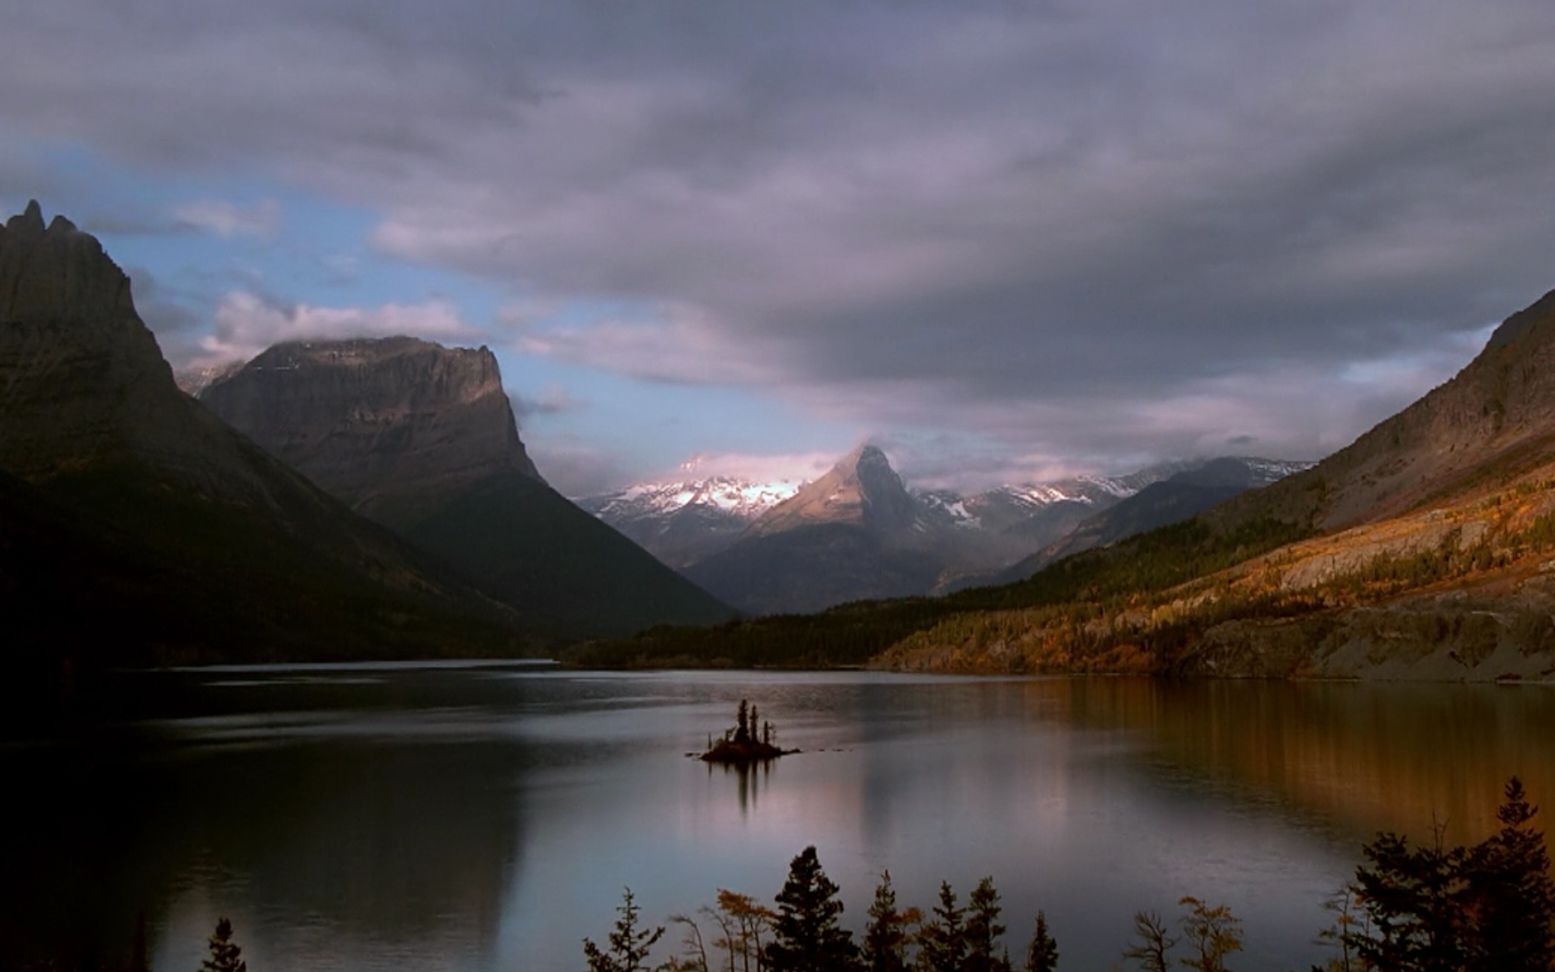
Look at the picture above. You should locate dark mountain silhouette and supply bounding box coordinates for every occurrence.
[0,202,528,679]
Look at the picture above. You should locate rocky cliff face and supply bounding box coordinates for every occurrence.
[746,445,917,537]
[201,338,541,521]
[204,335,732,637]
[0,200,197,480]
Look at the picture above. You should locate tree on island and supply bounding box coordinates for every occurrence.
[702,700,790,763]
[765,846,859,971]
[200,918,247,972]
[585,887,667,972]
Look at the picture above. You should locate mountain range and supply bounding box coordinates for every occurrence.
[587,447,1307,614]
[579,284,1555,681]
[577,476,802,567]
[0,202,736,692]
[0,202,527,678]
[11,200,1555,684]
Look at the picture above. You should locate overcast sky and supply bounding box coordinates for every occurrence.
[5,1,1555,494]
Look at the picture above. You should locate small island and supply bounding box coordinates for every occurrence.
[699,699,797,763]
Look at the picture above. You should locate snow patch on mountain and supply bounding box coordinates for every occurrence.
[582,476,802,522]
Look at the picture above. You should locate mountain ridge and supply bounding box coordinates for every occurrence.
[202,335,734,638]
[0,202,531,674]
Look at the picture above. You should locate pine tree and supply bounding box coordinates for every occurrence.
[584,887,667,972]
[200,918,247,972]
[862,870,910,972]
[964,877,1007,972]
[917,882,965,972]
[736,700,750,743]
[1023,911,1058,972]
[765,846,859,971]
[1462,777,1555,970]
[1351,825,1469,970]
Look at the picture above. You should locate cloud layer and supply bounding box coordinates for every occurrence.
[195,291,478,366]
[6,1,1555,484]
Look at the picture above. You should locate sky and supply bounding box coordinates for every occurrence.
[4,1,1555,496]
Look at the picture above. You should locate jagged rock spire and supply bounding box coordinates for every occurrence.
[0,200,135,325]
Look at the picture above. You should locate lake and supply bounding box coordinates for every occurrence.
[3,666,1552,971]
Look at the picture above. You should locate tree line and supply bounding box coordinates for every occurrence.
[585,778,1555,972]
[19,779,1552,971]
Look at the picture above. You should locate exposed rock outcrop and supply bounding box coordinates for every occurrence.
[203,337,733,637]
[0,201,193,479]
[745,445,916,537]
[201,338,542,522]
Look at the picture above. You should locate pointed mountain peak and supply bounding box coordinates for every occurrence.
[6,200,46,237]
[1,202,135,327]
[748,442,915,536]
[834,442,891,474]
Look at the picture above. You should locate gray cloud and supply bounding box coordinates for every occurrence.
[6,1,1555,481]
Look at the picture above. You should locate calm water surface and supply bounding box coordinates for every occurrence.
[3,666,1553,971]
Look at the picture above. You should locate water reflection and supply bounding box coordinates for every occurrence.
[705,759,776,816]
[1,668,1551,971]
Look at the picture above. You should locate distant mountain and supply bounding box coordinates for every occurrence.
[664,446,1307,613]
[0,202,527,676]
[202,337,733,638]
[589,458,1180,577]
[684,446,944,614]
[915,469,1194,581]
[988,457,1314,584]
[578,476,800,567]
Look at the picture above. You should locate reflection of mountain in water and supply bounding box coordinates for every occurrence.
[2,728,526,971]
[1049,678,1555,845]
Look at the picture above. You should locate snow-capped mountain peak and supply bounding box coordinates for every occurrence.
[585,475,803,521]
